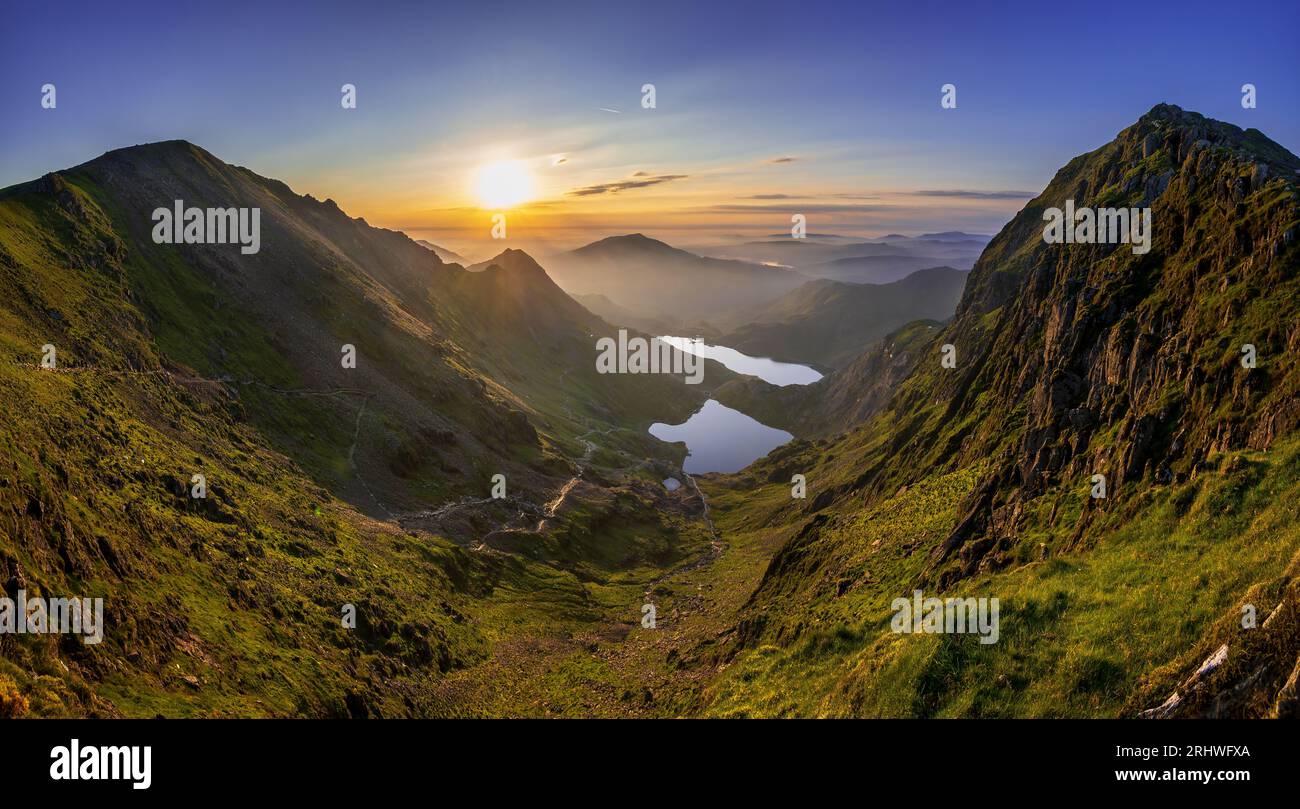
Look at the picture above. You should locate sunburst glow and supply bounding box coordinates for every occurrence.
[473,160,535,209]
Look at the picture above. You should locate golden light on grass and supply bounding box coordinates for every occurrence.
[473,160,535,209]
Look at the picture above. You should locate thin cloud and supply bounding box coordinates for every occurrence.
[911,189,1037,199]
[767,156,797,164]
[568,174,688,196]
[705,202,894,213]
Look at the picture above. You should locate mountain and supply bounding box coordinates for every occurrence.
[801,254,963,284]
[913,231,991,242]
[542,233,807,326]
[415,239,469,265]
[760,232,870,241]
[695,233,988,275]
[704,240,907,267]
[714,319,943,437]
[0,141,725,716]
[6,105,1299,720]
[569,292,674,334]
[455,248,600,335]
[718,266,969,369]
[684,105,1300,717]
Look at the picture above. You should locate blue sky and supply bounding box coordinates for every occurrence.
[2,0,1297,253]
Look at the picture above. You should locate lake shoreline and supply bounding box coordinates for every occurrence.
[649,338,821,474]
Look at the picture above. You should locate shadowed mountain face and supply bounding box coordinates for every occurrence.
[0,141,722,716]
[567,292,675,336]
[698,105,1300,718]
[542,233,807,328]
[718,266,969,369]
[801,254,959,284]
[713,319,943,437]
[13,142,712,514]
[415,239,469,265]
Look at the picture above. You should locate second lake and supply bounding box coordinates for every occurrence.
[649,339,822,474]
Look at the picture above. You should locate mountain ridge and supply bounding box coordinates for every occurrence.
[0,139,722,716]
[692,104,1300,718]
[543,232,808,328]
[717,266,968,369]
[3,105,1298,718]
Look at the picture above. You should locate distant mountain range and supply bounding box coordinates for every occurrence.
[695,231,989,276]
[568,291,676,336]
[718,266,969,369]
[541,233,807,328]
[799,253,960,284]
[415,239,469,265]
[542,231,982,337]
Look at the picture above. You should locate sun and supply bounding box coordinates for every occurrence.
[473,160,535,209]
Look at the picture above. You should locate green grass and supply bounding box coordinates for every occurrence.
[701,439,1299,717]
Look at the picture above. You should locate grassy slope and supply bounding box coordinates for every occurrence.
[696,440,1298,717]
[4,115,1297,718]
[0,176,496,716]
[0,149,720,717]
[675,107,1300,717]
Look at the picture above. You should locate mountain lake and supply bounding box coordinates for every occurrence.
[649,338,822,474]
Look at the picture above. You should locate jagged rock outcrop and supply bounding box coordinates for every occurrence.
[873,105,1300,581]
[718,106,1300,718]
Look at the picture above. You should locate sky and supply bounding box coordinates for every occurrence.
[2,0,1297,258]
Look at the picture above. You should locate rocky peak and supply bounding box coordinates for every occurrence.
[846,107,1300,586]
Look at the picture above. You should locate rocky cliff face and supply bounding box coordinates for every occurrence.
[711,106,1300,717]
[914,104,1300,583]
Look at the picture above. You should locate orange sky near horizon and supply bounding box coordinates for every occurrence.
[303,145,1033,261]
